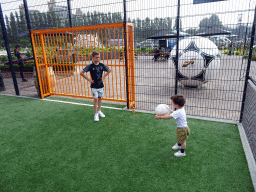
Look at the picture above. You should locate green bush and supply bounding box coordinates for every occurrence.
[223,51,228,54]
[252,54,256,61]
[25,51,33,57]
[243,55,248,59]
[231,51,235,55]
[235,51,240,55]
[0,63,35,72]
[0,56,8,63]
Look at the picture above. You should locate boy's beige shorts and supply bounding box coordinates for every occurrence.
[176,127,190,143]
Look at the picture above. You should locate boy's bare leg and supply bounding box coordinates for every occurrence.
[181,142,186,149]
[94,98,98,113]
[98,97,102,112]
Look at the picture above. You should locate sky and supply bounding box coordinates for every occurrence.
[0,0,255,29]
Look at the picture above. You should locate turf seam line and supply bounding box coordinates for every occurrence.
[237,123,256,192]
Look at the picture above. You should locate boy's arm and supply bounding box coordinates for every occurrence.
[102,69,112,81]
[80,70,93,83]
[155,114,173,119]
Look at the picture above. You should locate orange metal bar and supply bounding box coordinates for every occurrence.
[59,31,67,95]
[31,23,134,105]
[117,28,122,100]
[85,30,90,97]
[55,32,64,94]
[35,35,46,96]
[31,34,44,99]
[40,34,52,95]
[122,27,126,101]
[76,30,81,97]
[30,23,124,35]
[105,28,108,98]
[108,28,113,99]
[93,30,96,51]
[47,34,55,93]
[128,24,136,107]
[51,33,60,94]
[125,25,131,108]
[113,28,118,100]
[65,32,71,94]
[70,31,76,96]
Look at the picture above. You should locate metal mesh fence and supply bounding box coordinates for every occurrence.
[242,81,256,163]
[0,0,256,122]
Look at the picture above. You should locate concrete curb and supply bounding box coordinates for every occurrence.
[237,123,256,192]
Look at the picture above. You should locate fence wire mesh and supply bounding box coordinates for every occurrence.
[242,81,256,163]
[0,0,255,122]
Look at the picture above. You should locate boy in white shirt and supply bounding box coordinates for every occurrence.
[155,94,190,157]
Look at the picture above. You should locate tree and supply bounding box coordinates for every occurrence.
[174,16,182,31]
[47,12,52,26]
[42,13,47,24]
[199,14,223,30]
[19,10,27,32]
[33,11,39,28]
[185,28,198,35]
[38,13,43,25]
[15,12,20,33]
[166,17,172,30]
[10,12,18,44]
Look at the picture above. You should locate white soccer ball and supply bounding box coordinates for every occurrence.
[169,36,221,87]
[155,104,171,115]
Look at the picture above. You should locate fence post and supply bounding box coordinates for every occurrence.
[67,0,73,27]
[0,3,19,95]
[239,6,256,123]
[123,0,130,109]
[23,0,41,98]
[174,0,181,95]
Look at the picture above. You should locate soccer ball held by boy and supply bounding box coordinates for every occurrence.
[155,94,190,157]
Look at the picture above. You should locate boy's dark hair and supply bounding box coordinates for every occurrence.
[170,94,186,107]
[92,50,100,57]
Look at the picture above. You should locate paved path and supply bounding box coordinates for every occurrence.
[1,54,253,121]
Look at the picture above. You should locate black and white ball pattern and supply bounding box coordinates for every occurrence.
[169,36,221,87]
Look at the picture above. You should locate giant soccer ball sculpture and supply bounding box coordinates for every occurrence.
[169,36,221,87]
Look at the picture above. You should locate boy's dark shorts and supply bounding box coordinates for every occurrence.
[176,127,190,143]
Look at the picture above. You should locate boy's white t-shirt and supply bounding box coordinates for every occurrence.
[171,108,187,128]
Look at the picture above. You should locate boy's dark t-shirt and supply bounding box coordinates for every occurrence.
[83,62,109,88]
[15,51,22,60]
[15,51,24,65]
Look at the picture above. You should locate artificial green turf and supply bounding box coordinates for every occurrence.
[0,95,254,192]
[46,96,126,109]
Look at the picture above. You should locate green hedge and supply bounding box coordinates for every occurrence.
[0,63,35,72]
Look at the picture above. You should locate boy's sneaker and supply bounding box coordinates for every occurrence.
[94,113,99,121]
[22,79,28,82]
[174,150,186,157]
[98,111,105,118]
[172,143,182,150]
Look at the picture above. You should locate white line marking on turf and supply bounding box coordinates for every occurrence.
[0,94,125,111]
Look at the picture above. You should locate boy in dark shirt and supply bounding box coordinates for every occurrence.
[80,51,111,121]
[14,45,27,82]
